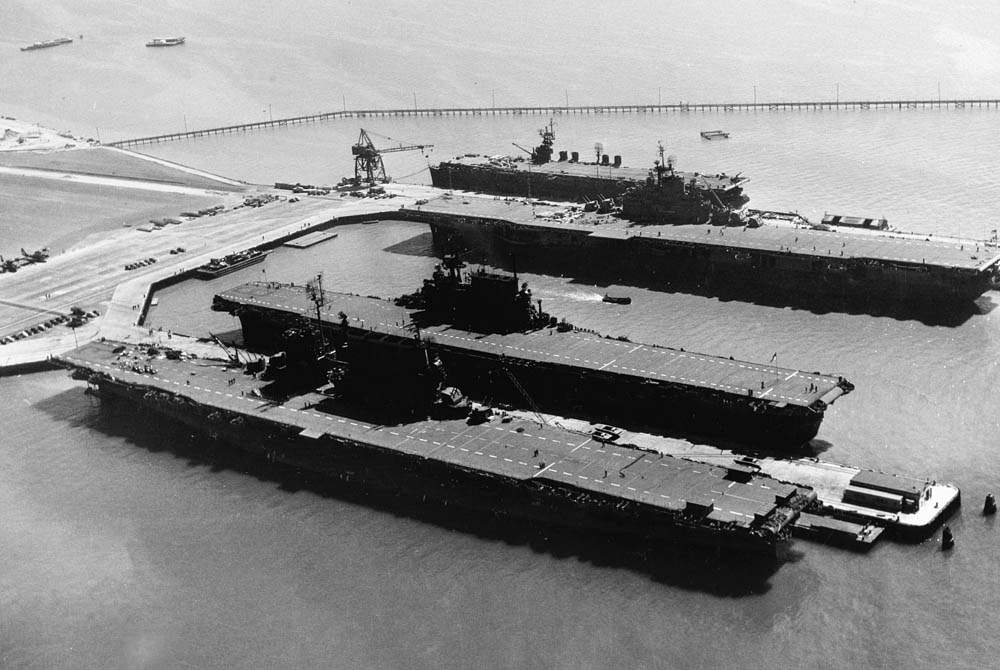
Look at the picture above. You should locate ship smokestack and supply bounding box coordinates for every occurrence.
[601,155,610,166]
[613,155,622,167]
[570,151,579,163]
[558,150,568,162]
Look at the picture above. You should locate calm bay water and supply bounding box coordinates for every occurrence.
[5,2,1000,668]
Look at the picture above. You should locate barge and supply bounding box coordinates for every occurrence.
[58,340,815,560]
[193,249,266,279]
[212,263,853,448]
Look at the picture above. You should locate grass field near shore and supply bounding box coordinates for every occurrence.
[0,146,245,190]
[0,172,233,255]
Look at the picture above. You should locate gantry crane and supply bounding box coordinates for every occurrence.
[351,128,433,184]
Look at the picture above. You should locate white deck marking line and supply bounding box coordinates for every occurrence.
[533,463,557,477]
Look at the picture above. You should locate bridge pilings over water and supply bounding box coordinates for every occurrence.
[109,98,1000,148]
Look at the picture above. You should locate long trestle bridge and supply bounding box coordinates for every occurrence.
[109,98,1000,148]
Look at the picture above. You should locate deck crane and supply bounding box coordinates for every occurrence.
[351,129,433,184]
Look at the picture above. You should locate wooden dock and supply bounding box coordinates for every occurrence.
[108,98,1000,148]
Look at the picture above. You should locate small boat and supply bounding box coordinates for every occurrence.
[602,294,631,305]
[21,37,73,52]
[700,130,730,140]
[146,37,185,47]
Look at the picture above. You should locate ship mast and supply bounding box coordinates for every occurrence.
[306,273,327,353]
[656,141,665,187]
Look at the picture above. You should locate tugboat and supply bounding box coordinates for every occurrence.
[602,294,631,305]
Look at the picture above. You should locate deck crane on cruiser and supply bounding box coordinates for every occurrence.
[351,129,433,184]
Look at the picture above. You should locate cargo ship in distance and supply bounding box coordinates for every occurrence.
[21,37,73,51]
[212,259,853,448]
[146,37,185,47]
[421,124,1000,314]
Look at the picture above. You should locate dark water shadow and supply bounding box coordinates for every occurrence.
[382,231,438,258]
[40,385,782,596]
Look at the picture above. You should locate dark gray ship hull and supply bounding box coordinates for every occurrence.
[415,211,992,314]
[89,375,785,559]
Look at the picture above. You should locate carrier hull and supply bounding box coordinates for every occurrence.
[409,205,996,312]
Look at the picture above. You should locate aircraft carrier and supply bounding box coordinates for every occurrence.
[58,339,814,559]
[211,265,853,448]
[405,194,1000,311]
[429,120,748,211]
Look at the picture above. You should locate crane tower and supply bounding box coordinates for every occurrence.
[351,129,433,184]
